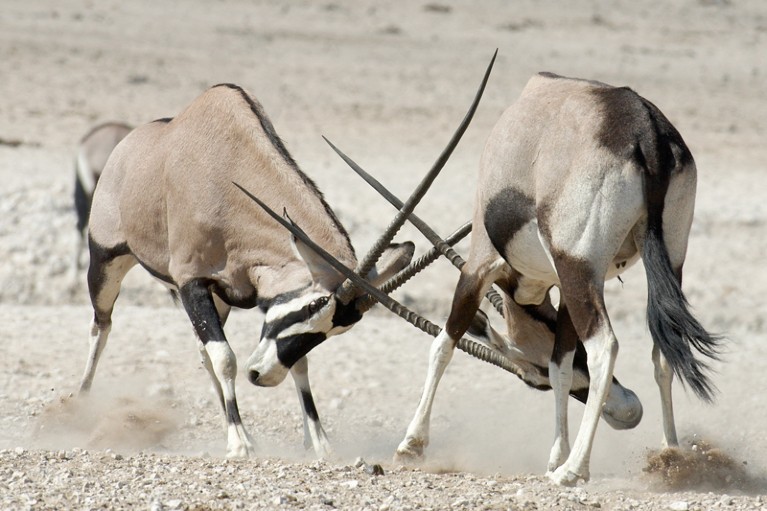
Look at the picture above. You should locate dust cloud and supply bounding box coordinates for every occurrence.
[32,388,183,454]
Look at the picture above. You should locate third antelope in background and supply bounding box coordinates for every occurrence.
[73,121,132,276]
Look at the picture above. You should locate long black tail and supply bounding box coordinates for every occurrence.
[643,227,720,402]
[639,98,721,402]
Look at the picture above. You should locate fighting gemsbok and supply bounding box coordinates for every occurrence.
[243,61,659,471]
[256,70,720,485]
[73,122,132,275]
[80,57,496,459]
[391,72,721,485]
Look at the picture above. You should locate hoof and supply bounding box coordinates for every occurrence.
[226,436,256,459]
[548,466,588,486]
[393,439,425,465]
[225,448,250,459]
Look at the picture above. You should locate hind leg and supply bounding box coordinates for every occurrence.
[79,241,136,393]
[653,343,678,447]
[179,279,254,459]
[395,257,505,462]
[547,301,578,473]
[547,253,618,486]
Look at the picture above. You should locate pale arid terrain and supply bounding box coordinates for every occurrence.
[1,1,767,509]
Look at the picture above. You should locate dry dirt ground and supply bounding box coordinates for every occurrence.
[2,0,767,509]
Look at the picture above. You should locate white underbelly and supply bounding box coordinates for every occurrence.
[505,221,558,284]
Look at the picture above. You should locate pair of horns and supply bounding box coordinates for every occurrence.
[325,138,506,317]
[235,182,519,375]
[235,50,517,373]
[332,49,497,305]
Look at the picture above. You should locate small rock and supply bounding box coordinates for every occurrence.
[365,463,384,476]
[718,495,734,506]
[342,479,359,489]
[669,501,689,511]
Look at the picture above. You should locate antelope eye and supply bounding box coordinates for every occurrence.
[307,296,329,314]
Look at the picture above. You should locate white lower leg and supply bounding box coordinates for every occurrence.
[653,344,678,447]
[205,341,254,458]
[395,330,456,459]
[291,357,331,458]
[547,350,574,472]
[79,319,111,393]
[550,333,617,486]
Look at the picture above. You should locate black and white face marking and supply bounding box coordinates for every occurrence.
[246,290,361,387]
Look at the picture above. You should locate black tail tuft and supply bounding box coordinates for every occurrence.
[644,227,722,402]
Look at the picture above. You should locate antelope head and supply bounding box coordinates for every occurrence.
[237,51,496,388]
[245,229,414,387]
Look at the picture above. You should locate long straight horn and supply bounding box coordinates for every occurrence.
[324,137,467,270]
[334,49,498,305]
[356,221,472,314]
[327,141,506,316]
[234,181,520,375]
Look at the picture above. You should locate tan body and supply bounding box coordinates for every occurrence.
[90,86,355,302]
[82,84,411,458]
[395,73,719,486]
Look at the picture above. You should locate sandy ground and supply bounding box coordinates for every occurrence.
[2,0,767,508]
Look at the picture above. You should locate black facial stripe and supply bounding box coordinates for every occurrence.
[258,285,312,311]
[261,307,311,340]
[276,332,326,368]
[333,299,362,328]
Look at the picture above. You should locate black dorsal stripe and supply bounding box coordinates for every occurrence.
[212,83,354,254]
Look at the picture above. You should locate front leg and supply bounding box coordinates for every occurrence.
[290,356,332,458]
[547,350,574,472]
[180,280,255,459]
[395,329,457,462]
[396,265,497,463]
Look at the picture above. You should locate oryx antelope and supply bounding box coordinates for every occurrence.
[242,59,649,473]
[73,122,132,274]
[390,72,720,486]
[81,58,496,459]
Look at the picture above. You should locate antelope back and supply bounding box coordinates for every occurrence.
[89,84,357,300]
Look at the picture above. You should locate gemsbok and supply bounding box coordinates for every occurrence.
[81,57,501,459]
[389,72,721,485]
[73,121,132,274]
[257,70,721,485]
[242,66,662,479]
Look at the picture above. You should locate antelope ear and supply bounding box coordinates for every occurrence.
[364,241,415,288]
[285,211,345,290]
